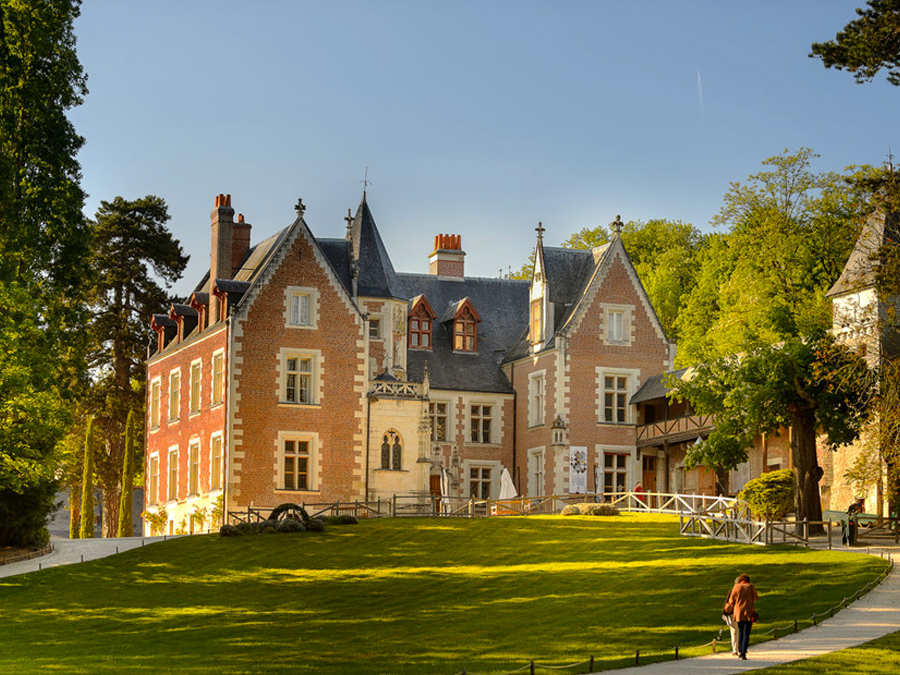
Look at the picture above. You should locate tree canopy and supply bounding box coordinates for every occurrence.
[810,0,900,86]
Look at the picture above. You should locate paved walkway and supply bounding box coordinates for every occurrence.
[599,542,900,674]
[0,535,169,578]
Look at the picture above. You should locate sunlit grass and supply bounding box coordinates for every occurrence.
[0,514,889,674]
[749,630,900,674]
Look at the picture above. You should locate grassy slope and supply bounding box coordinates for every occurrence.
[748,631,900,675]
[0,515,889,675]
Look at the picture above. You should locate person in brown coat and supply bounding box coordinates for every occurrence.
[724,574,758,660]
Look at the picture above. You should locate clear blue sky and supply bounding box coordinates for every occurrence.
[71,1,898,296]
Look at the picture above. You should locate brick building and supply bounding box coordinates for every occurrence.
[143,193,676,535]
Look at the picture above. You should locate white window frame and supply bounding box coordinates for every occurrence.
[148,453,159,505]
[278,348,323,406]
[528,447,545,497]
[275,431,319,492]
[429,401,450,442]
[463,459,500,500]
[598,445,633,497]
[209,432,224,492]
[528,371,545,428]
[211,349,225,407]
[167,447,179,502]
[596,367,639,425]
[189,359,202,414]
[601,304,634,346]
[149,377,161,430]
[284,286,318,330]
[168,369,181,423]
[469,403,494,444]
[368,316,382,340]
[188,439,200,497]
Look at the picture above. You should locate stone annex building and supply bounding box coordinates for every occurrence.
[142,192,677,534]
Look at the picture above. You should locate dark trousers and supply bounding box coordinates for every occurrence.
[737,620,752,656]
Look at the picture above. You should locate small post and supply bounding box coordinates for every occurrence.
[831,606,835,617]
[794,619,798,633]
[712,638,718,654]
[813,613,817,626]
[675,645,679,660]
[590,656,594,670]
[530,661,535,675]
[828,520,832,550]
[142,539,145,546]
[392,494,397,517]
[774,626,778,639]
[635,650,640,665]
[116,546,119,554]
[38,563,42,570]
[857,589,861,601]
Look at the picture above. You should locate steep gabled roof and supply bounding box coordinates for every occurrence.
[348,194,403,299]
[542,245,601,331]
[630,367,690,405]
[827,209,900,298]
[438,297,482,324]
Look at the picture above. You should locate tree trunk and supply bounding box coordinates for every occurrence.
[791,407,824,535]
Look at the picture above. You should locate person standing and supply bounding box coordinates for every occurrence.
[724,574,758,660]
[722,576,741,656]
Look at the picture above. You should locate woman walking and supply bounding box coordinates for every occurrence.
[724,574,758,660]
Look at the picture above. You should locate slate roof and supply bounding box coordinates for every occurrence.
[318,238,354,295]
[630,367,690,405]
[348,195,403,299]
[827,209,900,298]
[395,274,530,393]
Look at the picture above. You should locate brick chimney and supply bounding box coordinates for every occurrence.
[210,193,234,286]
[232,212,251,277]
[429,234,465,279]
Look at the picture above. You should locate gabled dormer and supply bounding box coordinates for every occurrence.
[150,313,177,353]
[530,223,548,348]
[189,292,209,333]
[441,297,482,352]
[169,304,198,344]
[408,295,437,350]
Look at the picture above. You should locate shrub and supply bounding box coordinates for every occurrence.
[738,468,795,519]
[269,503,311,525]
[307,519,326,533]
[338,515,358,525]
[324,515,342,526]
[259,520,278,534]
[585,503,619,516]
[236,521,257,536]
[141,507,168,536]
[276,519,305,533]
[219,524,240,537]
[560,505,580,516]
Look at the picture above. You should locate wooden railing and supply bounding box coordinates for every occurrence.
[636,414,715,444]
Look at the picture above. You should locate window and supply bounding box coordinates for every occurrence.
[283,439,309,490]
[168,371,180,422]
[408,298,436,350]
[531,299,543,344]
[369,318,381,339]
[470,405,492,444]
[429,402,448,442]
[284,355,314,404]
[210,435,223,491]
[188,441,200,496]
[608,310,624,343]
[285,287,317,329]
[190,361,201,414]
[380,430,402,470]
[167,449,179,501]
[469,466,492,499]
[602,374,630,423]
[148,455,159,505]
[211,351,225,406]
[454,306,478,351]
[150,379,161,429]
[603,453,628,495]
[529,373,545,427]
[529,449,544,497]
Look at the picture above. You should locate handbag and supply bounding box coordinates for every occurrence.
[750,611,759,624]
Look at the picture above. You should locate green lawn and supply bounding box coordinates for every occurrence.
[0,514,889,675]
[749,631,900,674]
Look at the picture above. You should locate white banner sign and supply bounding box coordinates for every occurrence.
[569,446,588,494]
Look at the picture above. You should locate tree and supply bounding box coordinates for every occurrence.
[670,332,872,530]
[78,416,95,539]
[0,0,89,546]
[85,195,187,536]
[811,0,900,86]
[117,410,135,537]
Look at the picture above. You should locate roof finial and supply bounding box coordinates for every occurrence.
[344,208,353,232]
[360,167,372,197]
[295,198,306,216]
[535,221,545,242]
[611,214,622,234]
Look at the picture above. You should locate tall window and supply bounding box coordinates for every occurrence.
[283,439,309,490]
[529,450,544,497]
[150,380,161,429]
[149,456,159,505]
[190,362,201,414]
[408,299,435,349]
[530,299,543,344]
[212,351,225,406]
[188,441,200,496]
[454,307,478,351]
[603,453,628,495]
[603,374,629,423]
[470,405,492,443]
[168,371,180,422]
[429,402,447,441]
[469,466,492,499]
[210,435,223,491]
[285,356,313,404]
[529,374,544,427]
[380,430,402,470]
[290,292,311,326]
[369,318,381,339]
[167,449,179,501]
[608,310,624,343]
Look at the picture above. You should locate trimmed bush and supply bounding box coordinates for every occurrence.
[219,524,240,537]
[276,519,305,533]
[560,505,580,516]
[259,520,278,534]
[235,522,258,536]
[738,468,795,519]
[269,503,312,525]
[324,515,342,526]
[561,503,620,516]
[338,515,358,525]
[307,519,325,533]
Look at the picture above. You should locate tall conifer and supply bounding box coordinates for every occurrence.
[79,417,95,539]
[116,411,135,537]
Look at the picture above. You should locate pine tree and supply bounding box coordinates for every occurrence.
[116,411,135,537]
[79,417,95,539]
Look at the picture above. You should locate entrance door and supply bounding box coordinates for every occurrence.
[642,455,657,492]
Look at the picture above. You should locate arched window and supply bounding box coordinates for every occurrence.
[381,430,402,470]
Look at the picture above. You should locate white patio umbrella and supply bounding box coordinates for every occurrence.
[498,467,518,500]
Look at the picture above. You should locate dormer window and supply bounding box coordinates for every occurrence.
[408,295,437,350]
[455,308,477,351]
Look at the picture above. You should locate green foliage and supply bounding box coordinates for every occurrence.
[210,494,224,529]
[307,518,325,532]
[219,523,240,537]
[738,469,796,519]
[276,518,305,533]
[190,505,208,531]
[116,410,135,537]
[78,417,94,539]
[141,506,167,536]
[562,503,621,516]
[810,0,900,86]
[0,481,55,548]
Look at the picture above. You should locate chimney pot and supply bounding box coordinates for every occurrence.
[237,213,244,224]
[429,233,465,278]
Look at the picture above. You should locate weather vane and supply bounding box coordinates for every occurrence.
[535,221,545,242]
[361,167,372,195]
